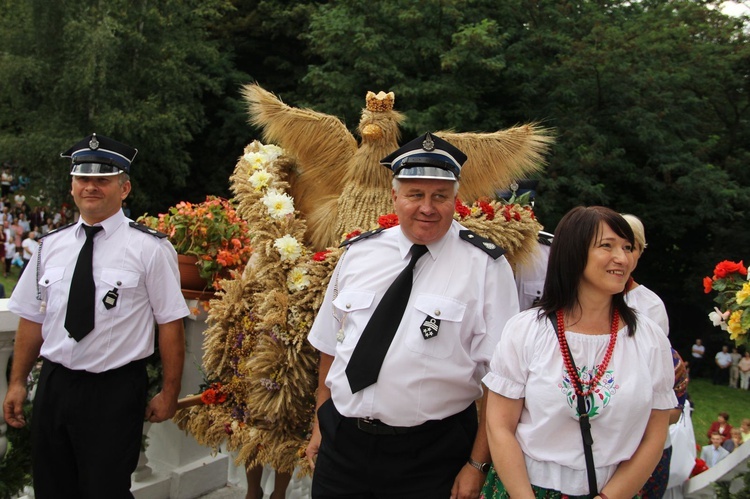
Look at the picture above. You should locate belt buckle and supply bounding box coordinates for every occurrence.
[357,418,376,433]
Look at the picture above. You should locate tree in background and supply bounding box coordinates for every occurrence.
[0,0,244,212]
[0,0,748,348]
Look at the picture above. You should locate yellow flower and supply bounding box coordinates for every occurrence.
[728,310,746,340]
[737,282,750,305]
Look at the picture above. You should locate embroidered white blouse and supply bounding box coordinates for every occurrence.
[483,308,677,496]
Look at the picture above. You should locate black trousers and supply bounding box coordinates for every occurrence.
[312,399,477,499]
[31,358,148,499]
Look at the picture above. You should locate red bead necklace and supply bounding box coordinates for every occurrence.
[556,308,619,398]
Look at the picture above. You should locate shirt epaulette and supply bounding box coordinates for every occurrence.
[339,227,385,248]
[38,223,75,240]
[459,230,506,260]
[129,221,168,238]
[538,231,554,246]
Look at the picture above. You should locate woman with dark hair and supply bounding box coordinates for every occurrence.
[481,206,676,499]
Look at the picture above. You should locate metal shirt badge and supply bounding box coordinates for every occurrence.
[420,315,440,340]
[102,287,119,310]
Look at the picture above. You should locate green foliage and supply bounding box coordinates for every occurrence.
[0,0,243,213]
[0,403,33,499]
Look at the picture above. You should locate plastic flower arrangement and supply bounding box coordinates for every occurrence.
[138,196,252,289]
[704,260,750,345]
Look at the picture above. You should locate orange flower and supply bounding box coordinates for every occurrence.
[703,276,714,294]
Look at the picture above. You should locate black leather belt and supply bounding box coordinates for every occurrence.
[355,418,412,435]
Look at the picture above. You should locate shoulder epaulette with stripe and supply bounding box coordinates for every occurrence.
[339,227,385,248]
[459,230,506,260]
[129,221,168,238]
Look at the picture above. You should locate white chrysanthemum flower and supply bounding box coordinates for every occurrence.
[261,144,284,161]
[287,266,311,292]
[249,169,272,191]
[243,152,267,170]
[275,235,302,262]
[261,189,295,219]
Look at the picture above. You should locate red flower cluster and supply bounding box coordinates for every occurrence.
[344,230,362,240]
[713,260,747,279]
[454,199,471,218]
[703,260,747,294]
[501,204,522,222]
[200,382,227,405]
[378,213,399,228]
[313,250,331,262]
[477,200,495,221]
[690,458,708,477]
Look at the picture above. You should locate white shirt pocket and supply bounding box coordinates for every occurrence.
[332,290,375,347]
[406,294,466,358]
[38,266,66,314]
[100,268,141,316]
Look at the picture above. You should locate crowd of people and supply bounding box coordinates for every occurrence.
[689,338,750,389]
[0,179,80,285]
[700,413,750,468]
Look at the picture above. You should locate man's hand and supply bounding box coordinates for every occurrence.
[144,390,178,423]
[3,384,28,428]
[450,463,485,499]
[305,424,322,470]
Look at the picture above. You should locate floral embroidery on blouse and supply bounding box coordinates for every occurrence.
[559,366,618,419]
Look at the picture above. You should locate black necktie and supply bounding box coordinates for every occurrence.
[64,225,103,341]
[346,244,429,393]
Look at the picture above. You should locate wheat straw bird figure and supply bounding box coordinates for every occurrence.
[241,83,553,252]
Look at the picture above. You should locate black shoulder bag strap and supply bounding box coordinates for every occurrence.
[549,313,599,497]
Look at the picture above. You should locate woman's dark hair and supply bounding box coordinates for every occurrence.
[537,206,638,336]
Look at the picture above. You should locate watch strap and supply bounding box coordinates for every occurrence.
[468,457,490,473]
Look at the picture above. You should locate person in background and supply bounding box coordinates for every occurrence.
[740,418,750,442]
[620,214,669,336]
[498,179,552,312]
[305,133,519,498]
[706,412,732,442]
[714,345,733,386]
[245,465,291,499]
[4,220,15,276]
[722,428,744,453]
[19,230,38,277]
[482,206,676,499]
[700,432,730,468]
[729,347,742,389]
[1,167,13,198]
[691,339,706,378]
[2,133,190,498]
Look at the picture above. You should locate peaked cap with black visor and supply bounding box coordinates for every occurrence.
[380,132,467,181]
[61,133,138,176]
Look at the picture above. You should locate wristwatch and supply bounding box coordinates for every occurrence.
[468,457,491,473]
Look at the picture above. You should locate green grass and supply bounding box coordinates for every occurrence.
[689,377,750,447]
[0,264,21,298]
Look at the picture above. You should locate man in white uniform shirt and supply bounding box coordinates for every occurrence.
[305,133,519,498]
[2,133,190,498]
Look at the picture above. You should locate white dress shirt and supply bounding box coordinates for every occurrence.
[625,284,669,336]
[9,209,189,372]
[308,220,519,426]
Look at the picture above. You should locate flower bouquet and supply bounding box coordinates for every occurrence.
[138,196,252,290]
[704,260,750,345]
